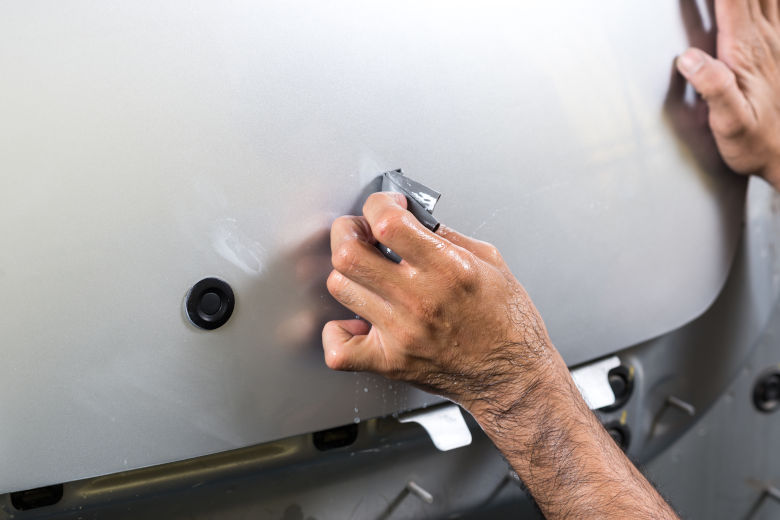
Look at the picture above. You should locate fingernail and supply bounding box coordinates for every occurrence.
[677,49,705,76]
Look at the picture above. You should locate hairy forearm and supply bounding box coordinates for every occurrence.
[323,193,680,516]
[469,350,678,520]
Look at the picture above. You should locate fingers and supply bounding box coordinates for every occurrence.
[330,214,376,248]
[362,192,449,266]
[326,270,392,326]
[437,225,505,267]
[330,215,406,297]
[322,319,383,372]
[676,47,756,136]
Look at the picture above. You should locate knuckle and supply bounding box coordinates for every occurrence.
[364,192,395,217]
[698,65,735,99]
[482,243,503,264]
[324,349,350,371]
[365,191,385,208]
[373,209,407,241]
[712,69,737,97]
[331,243,360,273]
[331,215,352,234]
[326,270,349,298]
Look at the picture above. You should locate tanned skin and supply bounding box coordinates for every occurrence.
[323,193,678,519]
[321,1,779,517]
[676,0,780,188]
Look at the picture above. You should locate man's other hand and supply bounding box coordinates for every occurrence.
[322,192,565,413]
[676,0,780,189]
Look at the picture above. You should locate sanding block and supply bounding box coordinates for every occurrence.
[378,169,442,262]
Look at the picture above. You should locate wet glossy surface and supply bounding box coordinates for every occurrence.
[0,1,744,491]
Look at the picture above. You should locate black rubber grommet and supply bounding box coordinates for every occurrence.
[186,277,235,330]
[603,422,631,452]
[753,368,780,413]
[598,365,635,412]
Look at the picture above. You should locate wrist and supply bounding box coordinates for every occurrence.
[469,359,615,493]
[466,346,581,441]
[473,368,677,519]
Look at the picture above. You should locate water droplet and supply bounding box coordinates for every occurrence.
[363,387,368,392]
[354,407,359,413]
[353,417,361,423]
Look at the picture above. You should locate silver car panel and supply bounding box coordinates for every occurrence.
[0,1,744,492]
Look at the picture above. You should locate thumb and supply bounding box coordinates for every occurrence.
[676,47,754,136]
[322,319,383,372]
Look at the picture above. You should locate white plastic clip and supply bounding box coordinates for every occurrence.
[570,355,621,409]
[398,404,472,451]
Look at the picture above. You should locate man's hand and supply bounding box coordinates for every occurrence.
[676,0,780,189]
[323,193,679,519]
[322,191,561,413]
